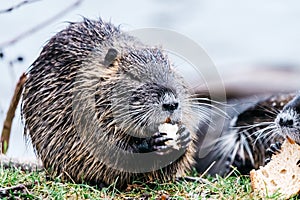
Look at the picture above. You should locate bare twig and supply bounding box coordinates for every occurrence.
[0,183,33,197]
[0,0,41,14]
[0,0,84,48]
[1,73,27,154]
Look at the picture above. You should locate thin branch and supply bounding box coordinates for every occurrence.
[0,0,42,14]
[1,73,27,154]
[0,0,84,48]
[0,183,33,197]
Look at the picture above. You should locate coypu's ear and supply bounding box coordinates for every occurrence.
[104,48,119,67]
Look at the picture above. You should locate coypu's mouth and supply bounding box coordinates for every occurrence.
[277,127,300,145]
[286,136,296,144]
[163,117,181,125]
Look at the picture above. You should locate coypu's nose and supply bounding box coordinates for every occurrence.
[161,90,179,113]
[278,117,294,128]
[162,102,179,112]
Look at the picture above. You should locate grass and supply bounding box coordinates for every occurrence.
[0,166,298,199]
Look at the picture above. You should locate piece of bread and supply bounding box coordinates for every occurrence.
[158,123,179,150]
[250,138,300,199]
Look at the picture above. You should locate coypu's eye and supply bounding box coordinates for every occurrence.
[129,90,145,105]
[130,95,140,103]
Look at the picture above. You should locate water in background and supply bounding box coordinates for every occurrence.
[1,0,300,158]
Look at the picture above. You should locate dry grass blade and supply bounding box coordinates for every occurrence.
[1,73,27,154]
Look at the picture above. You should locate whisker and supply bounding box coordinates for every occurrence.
[240,132,255,165]
[254,126,277,144]
[268,106,280,115]
[254,124,277,138]
[190,102,229,119]
[233,121,275,130]
[188,97,229,107]
[262,129,278,144]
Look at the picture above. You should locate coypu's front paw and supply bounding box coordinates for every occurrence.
[265,141,282,164]
[175,125,191,149]
[135,126,191,155]
[150,132,174,155]
[153,125,191,155]
[134,132,172,153]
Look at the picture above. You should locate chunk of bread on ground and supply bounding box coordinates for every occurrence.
[250,138,300,199]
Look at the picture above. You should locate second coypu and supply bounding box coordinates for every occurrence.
[266,92,300,158]
[196,93,297,176]
[274,92,300,144]
[21,18,211,188]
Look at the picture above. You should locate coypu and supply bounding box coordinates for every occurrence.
[273,92,300,144]
[21,18,210,188]
[195,93,297,176]
[266,92,300,157]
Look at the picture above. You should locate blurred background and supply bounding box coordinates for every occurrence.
[1,0,300,158]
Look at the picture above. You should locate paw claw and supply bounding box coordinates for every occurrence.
[265,141,282,164]
[154,137,172,144]
[267,142,282,156]
[265,158,271,164]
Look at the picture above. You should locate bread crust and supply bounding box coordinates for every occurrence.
[250,139,300,199]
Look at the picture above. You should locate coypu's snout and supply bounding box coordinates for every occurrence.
[275,94,300,143]
[277,113,295,128]
[161,92,181,124]
[128,82,183,128]
[159,88,182,123]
